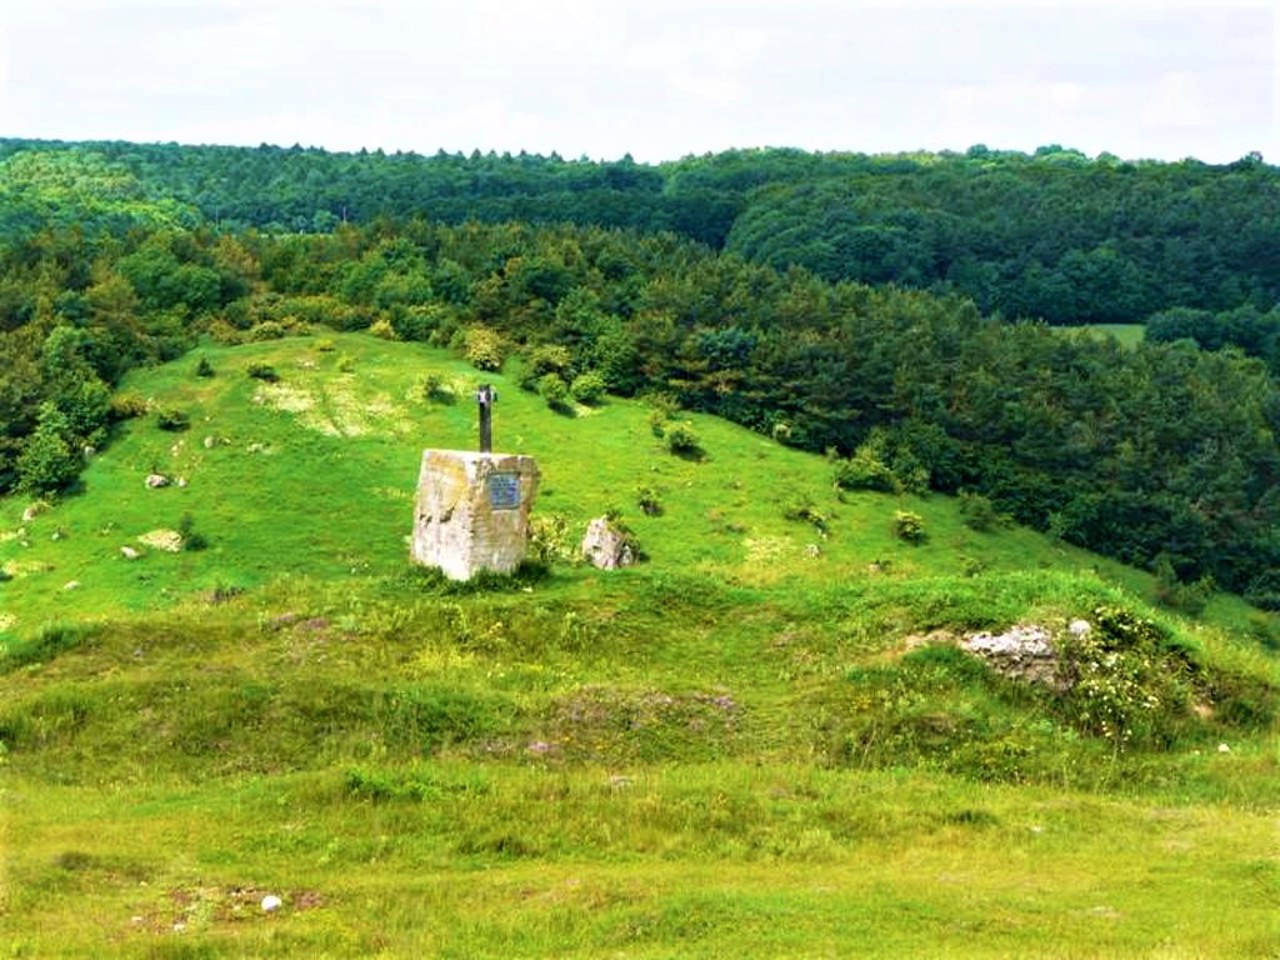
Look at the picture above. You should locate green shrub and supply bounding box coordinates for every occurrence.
[894,510,927,544]
[16,404,80,495]
[463,327,506,372]
[570,371,607,405]
[528,512,574,567]
[194,355,215,378]
[247,362,279,382]
[1056,605,1196,746]
[248,320,286,342]
[636,485,664,517]
[538,372,570,409]
[958,491,1004,532]
[369,317,398,340]
[665,421,701,456]
[1152,555,1214,616]
[155,408,190,432]
[177,514,209,552]
[783,494,830,536]
[834,438,900,494]
[420,372,454,403]
[519,344,573,390]
[108,391,149,421]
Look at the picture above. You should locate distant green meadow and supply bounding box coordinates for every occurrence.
[2,334,1277,957]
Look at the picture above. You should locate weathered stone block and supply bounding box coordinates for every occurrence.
[410,449,540,580]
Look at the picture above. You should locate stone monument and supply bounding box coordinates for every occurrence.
[410,385,540,580]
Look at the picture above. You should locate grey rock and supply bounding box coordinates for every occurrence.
[581,516,637,570]
[962,624,1064,689]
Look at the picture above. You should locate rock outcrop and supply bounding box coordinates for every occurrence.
[962,624,1065,689]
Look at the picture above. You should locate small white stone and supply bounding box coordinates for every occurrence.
[63,580,80,591]
[1068,619,1091,637]
[121,546,141,560]
[1217,742,1231,753]
[261,894,283,913]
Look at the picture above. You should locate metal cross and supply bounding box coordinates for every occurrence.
[475,384,497,453]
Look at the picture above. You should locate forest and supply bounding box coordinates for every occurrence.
[1,138,1279,607]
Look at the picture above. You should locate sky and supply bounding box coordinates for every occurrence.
[1,0,1276,165]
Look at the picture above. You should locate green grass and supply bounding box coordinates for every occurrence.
[2,332,1278,957]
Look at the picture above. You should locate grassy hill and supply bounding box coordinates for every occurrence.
[2,333,1278,957]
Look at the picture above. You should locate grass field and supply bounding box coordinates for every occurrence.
[2,333,1277,957]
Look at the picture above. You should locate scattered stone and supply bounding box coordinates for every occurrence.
[581,516,638,570]
[1217,742,1231,754]
[962,624,1063,688]
[203,435,216,449]
[145,473,170,489]
[260,894,283,913]
[138,529,183,553]
[608,775,634,789]
[50,529,64,541]
[247,442,268,454]
[22,501,48,523]
[1068,619,1091,637]
[177,477,189,488]
[120,546,142,560]
[805,543,821,558]
[63,580,80,591]
[82,445,96,458]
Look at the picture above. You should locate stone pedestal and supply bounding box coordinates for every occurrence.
[411,450,540,580]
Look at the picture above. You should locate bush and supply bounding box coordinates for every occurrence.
[783,494,830,536]
[570,371,607,405]
[108,391,149,421]
[519,344,574,390]
[16,404,80,495]
[1153,554,1215,616]
[834,439,900,494]
[894,510,927,544]
[247,362,279,382]
[194,356,215,378]
[958,491,1005,532]
[248,320,287,342]
[636,485,664,517]
[155,408,190,432]
[528,512,575,567]
[177,513,208,552]
[664,421,701,456]
[1056,605,1197,746]
[538,372,570,410]
[369,317,398,340]
[463,327,506,372]
[420,372,454,403]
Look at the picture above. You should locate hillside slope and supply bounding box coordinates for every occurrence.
[2,334,1277,957]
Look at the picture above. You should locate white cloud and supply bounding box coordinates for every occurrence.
[1142,71,1208,129]
[0,1,1273,163]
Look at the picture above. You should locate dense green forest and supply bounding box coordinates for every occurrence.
[1,139,1279,608]
[4,138,1280,323]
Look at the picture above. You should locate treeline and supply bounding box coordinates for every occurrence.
[3,217,1279,607]
[3,139,1278,325]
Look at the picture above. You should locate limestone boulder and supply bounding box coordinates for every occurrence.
[145,473,171,489]
[581,516,638,570]
[410,449,540,581]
